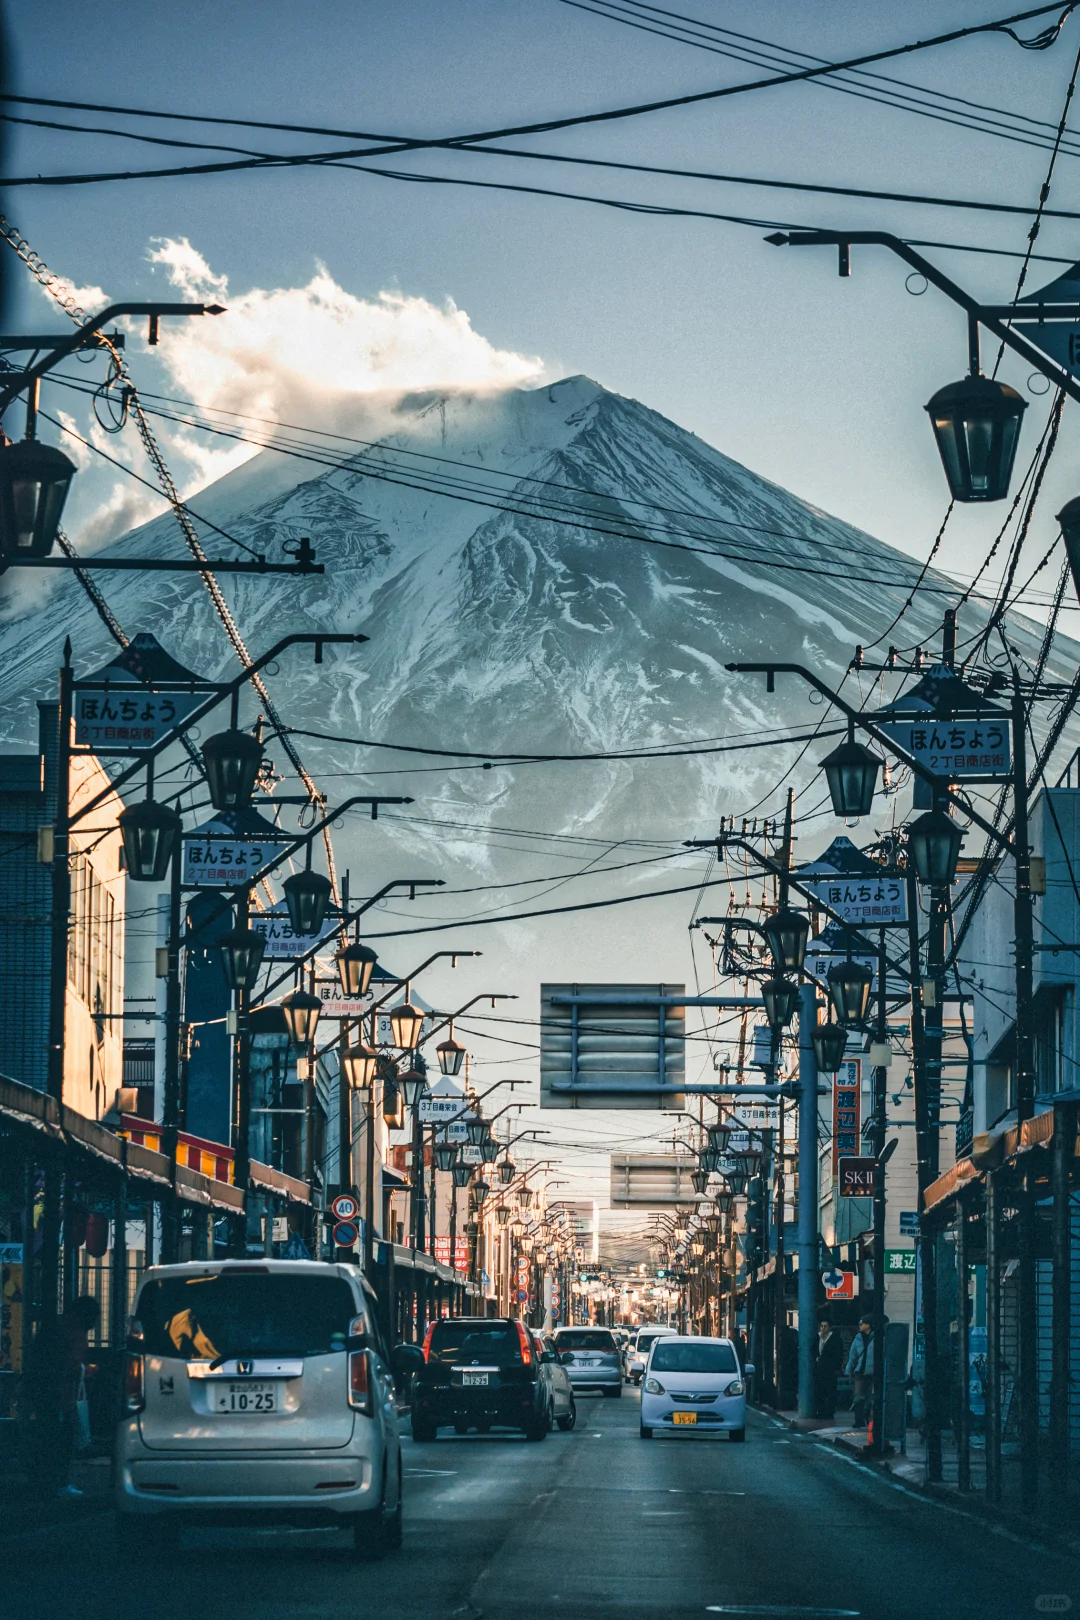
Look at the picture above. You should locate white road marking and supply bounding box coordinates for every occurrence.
[706,1608,860,1617]
[406,1468,458,1476]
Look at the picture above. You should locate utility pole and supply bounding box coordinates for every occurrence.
[797,982,820,1419]
[870,927,889,1455]
[1011,677,1039,1512]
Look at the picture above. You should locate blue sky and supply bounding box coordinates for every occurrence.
[7,0,1080,621]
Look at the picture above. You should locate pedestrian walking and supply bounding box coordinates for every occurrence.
[845,1315,875,1428]
[813,1314,843,1419]
[20,1295,100,1498]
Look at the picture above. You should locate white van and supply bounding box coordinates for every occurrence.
[114,1260,403,1558]
[625,1323,678,1385]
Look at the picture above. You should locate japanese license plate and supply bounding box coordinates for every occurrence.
[214,1382,277,1413]
[672,1411,697,1425]
[462,1371,489,1386]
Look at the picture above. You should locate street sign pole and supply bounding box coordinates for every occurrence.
[797,981,820,1421]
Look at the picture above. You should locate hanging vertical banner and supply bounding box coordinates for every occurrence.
[832,1058,862,1174]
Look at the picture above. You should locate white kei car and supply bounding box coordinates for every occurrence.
[638,1334,750,1441]
[114,1260,404,1558]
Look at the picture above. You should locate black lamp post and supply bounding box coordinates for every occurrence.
[434,1140,458,1173]
[282,869,332,937]
[821,722,881,819]
[763,907,810,975]
[495,1204,512,1227]
[437,1035,466,1077]
[281,987,321,1046]
[761,976,799,1030]
[908,808,964,888]
[926,373,1026,503]
[382,1078,403,1129]
[399,1066,428,1108]
[472,1179,490,1209]
[715,1188,736,1216]
[389,1000,425,1051]
[0,438,77,558]
[702,1146,723,1174]
[827,958,874,1025]
[707,1122,730,1153]
[465,1117,488,1148]
[336,941,377,999]
[812,1020,849,1074]
[118,798,182,883]
[342,1042,378,1090]
[219,924,266,991]
[201,728,263,811]
[517,1186,535,1210]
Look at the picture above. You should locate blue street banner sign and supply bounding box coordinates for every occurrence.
[333,1219,359,1248]
[73,633,213,753]
[181,809,290,888]
[872,666,1011,782]
[799,835,907,926]
[899,1210,920,1237]
[250,905,338,961]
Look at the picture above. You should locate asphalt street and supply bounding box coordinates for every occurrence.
[3,1393,1076,1620]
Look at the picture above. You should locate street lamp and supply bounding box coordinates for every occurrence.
[452,1161,472,1188]
[398,1066,428,1108]
[707,1122,730,1153]
[702,1146,723,1174]
[281,987,321,1046]
[437,1034,466,1077]
[282,869,332,937]
[342,1042,379,1090]
[389,1000,425,1051]
[0,438,77,558]
[219,924,266,991]
[821,724,881,819]
[827,958,874,1025]
[336,941,378,999]
[498,1158,515,1185]
[495,1204,512,1227]
[201,728,263,811]
[925,373,1026,503]
[714,1188,736,1216]
[472,1179,490,1209]
[761,977,798,1030]
[692,1168,709,1194]
[434,1140,458,1173]
[908,808,964,888]
[118,798,182,883]
[735,1147,762,1175]
[762,907,810,975]
[465,1116,488,1148]
[727,1170,748,1197]
[812,1020,849,1074]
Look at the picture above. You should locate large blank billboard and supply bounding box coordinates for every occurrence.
[610,1155,700,1208]
[540,983,685,1110]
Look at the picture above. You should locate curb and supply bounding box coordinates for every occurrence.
[761,1406,1080,1563]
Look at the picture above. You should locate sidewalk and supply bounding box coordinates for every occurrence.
[770,1407,1080,1558]
[0,1434,112,1539]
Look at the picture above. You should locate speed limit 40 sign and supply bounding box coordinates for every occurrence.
[331,1193,359,1221]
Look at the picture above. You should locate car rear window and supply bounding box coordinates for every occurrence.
[651,1341,738,1374]
[555,1330,617,1351]
[136,1272,359,1361]
[636,1331,668,1350]
[427,1320,523,1365]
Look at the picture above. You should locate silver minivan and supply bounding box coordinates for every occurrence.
[114,1260,403,1558]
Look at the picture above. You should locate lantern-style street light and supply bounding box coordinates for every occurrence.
[714,1188,736,1216]
[118,798,182,883]
[399,1067,428,1108]
[707,1121,730,1154]
[727,1170,748,1197]
[282,869,332,937]
[201,728,263,811]
[761,977,798,1030]
[389,1000,425,1051]
[437,1032,466,1077]
[812,1020,849,1075]
[434,1140,458,1173]
[827,958,874,1026]
[342,1042,378,1090]
[465,1116,488,1148]
[451,1161,472,1188]
[692,1168,709,1194]
[0,438,77,558]
[472,1179,490,1209]
[382,1078,403,1128]
[762,907,810,975]
[219,924,266,991]
[908,808,964,888]
[495,1204,512,1227]
[281,987,321,1046]
[498,1158,515,1185]
[517,1185,535,1210]
[821,722,881,819]
[926,373,1026,503]
[336,941,378,999]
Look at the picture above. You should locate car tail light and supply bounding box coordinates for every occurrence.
[421,1323,436,1362]
[349,1349,373,1414]
[124,1352,145,1414]
[515,1321,532,1365]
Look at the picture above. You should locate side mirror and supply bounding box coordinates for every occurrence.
[541,1350,555,1364]
[744,1363,755,1377]
[391,1344,425,1381]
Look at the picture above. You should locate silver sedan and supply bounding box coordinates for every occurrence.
[552,1328,623,1397]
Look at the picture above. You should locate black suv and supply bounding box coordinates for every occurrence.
[408,1317,552,1441]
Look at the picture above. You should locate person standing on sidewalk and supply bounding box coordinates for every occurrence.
[845,1315,874,1428]
[814,1315,844,1419]
[20,1295,99,1499]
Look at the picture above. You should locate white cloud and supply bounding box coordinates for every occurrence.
[143,238,546,491]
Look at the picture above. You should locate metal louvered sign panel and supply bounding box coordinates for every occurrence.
[540,984,686,1110]
[609,1155,699,1208]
